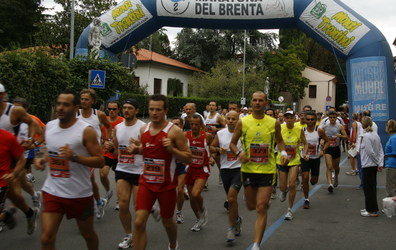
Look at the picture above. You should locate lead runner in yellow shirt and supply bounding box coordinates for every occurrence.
[230,91,288,250]
[277,111,309,221]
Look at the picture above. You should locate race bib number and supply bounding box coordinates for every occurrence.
[307,143,317,156]
[48,152,70,178]
[143,158,165,183]
[205,124,216,134]
[250,143,269,163]
[226,150,237,161]
[119,145,135,164]
[330,136,338,147]
[285,145,297,159]
[191,146,206,165]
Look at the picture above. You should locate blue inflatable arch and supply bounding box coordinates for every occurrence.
[77,0,395,144]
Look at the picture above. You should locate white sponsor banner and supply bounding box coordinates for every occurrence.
[98,0,153,48]
[300,0,370,55]
[157,0,294,19]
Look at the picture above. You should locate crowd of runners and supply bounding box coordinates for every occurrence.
[1,83,395,250]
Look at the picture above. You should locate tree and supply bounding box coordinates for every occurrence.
[136,29,172,57]
[188,60,267,99]
[173,29,278,71]
[34,0,116,52]
[0,0,43,50]
[0,49,144,122]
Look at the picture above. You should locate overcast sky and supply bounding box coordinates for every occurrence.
[42,0,395,56]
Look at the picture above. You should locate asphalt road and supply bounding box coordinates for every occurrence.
[2,152,396,250]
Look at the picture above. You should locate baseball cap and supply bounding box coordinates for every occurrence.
[123,98,139,109]
[0,83,5,93]
[243,107,248,110]
[284,110,295,116]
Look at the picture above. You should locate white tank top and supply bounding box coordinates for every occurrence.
[115,120,145,175]
[324,123,342,147]
[205,112,219,126]
[77,109,101,142]
[42,119,93,198]
[217,128,242,169]
[303,126,321,159]
[0,103,15,134]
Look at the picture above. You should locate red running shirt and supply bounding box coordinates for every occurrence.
[186,130,209,169]
[103,116,124,159]
[0,129,24,187]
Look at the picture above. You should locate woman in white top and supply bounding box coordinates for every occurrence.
[359,116,384,217]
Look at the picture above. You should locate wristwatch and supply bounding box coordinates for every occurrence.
[71,154,79,162]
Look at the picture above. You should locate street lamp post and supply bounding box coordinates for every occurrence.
[70,0,75,60]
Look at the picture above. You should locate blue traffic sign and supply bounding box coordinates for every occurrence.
[89,70,106,89]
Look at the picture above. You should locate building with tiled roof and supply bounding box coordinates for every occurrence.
[132,48,204,96]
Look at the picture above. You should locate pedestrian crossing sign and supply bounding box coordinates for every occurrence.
[89,70,106,89]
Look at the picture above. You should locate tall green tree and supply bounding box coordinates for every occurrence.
[136,29,172,56]
[173,29,278,72]
[0,0,43,50]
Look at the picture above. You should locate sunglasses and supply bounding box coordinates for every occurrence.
[108,108,118,111]
[306,118,316,121]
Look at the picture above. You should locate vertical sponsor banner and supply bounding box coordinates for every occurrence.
[300,0,370,55]
[99,0,153,48]
[350,57,389,122]
[157,0,294,19]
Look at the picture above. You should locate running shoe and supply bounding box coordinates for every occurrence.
[118,234,133,249]
[303,199,310,209]
[115,201,120,211]
[345,170,357,176]
[328,184,334,193]
[198,208,208,228]
[251,242,260,250]
[271,188,277,199]
[27,207,39,235]
[26,173,35,183]
[360,210,379,217]
[226,227,236,242]
[191,220,201,232]
[279,189,288,202]
[150,204,161,222]
[32,191,41,209]
[96,198,107,219]
[235,216,242,236]
[105,190,113,204]
[223,200,229,211]
[183,186,190,200]
[176,212,184,224]
[203,183,208,191]
[284,208,293,221]
[4,208,17,230]
[168,241,180,250]
[333,174,339,187]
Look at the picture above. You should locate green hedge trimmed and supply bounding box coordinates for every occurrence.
[120,93,239,118]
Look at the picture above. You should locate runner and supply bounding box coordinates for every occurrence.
[185,114,213,232]
[111,99,145,249]
[346,113,361,176]
[133,94,191,250]
[182,103,204,132]
[35,89,104,250]
[240,107,249,118]
[301,111,329,208]
[230,91,288,250]
[0,83,41,235]
[77,89,112,219]
[171,117,188,224]
[228,101,240,113]
[101,101,124,210]
[0,129,27,231]
[210,111,243,242]
[277,111,308,220]
[323,111,348,193]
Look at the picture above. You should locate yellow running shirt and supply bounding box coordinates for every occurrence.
[241,114,277,174]
[276,124,302,166]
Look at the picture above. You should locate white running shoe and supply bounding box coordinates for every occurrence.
[118,234,132,249]
[279,189,288,202]
[26,173,35,183]
[150,204,161,222]
[105,190,113,204]
[284,208,293,221]
[226,227,236,242]
[251,242,260,250]
[32,191,42,209]
[191,220,201,232]
[176,212,184,224]
[115,201,120,211]
[27,207,39,235]
[235,216,242,236]
[168,241,180,250]
[96,198,107,219]
[198,208,208,228]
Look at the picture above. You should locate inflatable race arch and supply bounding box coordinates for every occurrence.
[76,0,395,144]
